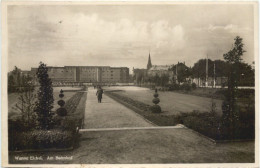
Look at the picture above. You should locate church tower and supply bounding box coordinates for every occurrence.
[147,52,152,70]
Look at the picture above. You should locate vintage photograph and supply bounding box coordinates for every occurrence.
[2,1,258,167]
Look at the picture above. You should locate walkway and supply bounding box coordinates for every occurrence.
[83,88,153,129]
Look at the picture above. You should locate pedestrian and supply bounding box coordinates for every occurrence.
[96,86,103,103]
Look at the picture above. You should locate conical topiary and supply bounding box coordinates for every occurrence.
[150,88,162,113]
[56,89,67,116]
[34,62,54,130]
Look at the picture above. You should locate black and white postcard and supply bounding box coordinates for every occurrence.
[1,1,259,167]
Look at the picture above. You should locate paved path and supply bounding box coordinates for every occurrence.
[83,88,153,129]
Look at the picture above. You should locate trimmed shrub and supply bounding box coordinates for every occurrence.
[167,83,180,91]
[59,93,64,98]
[58,100,65,107]
[150,105,161,113]
[153,92,159,98]
[152,98,160,104]
[180,83,192,92]
[191,83,197,89]
[56,107,67,116]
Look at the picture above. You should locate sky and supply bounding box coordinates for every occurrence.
[7,4,255,73]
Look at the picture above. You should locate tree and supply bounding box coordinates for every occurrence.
[170,62,191,83]
[154,74,160,85]
[8,75,15,92]
[8,66,34,93]
[236,62,254,86]
[191,57,253,86]
[223,36,245,63]
[138,74,144,85]
[192,59,229,79]
[8,66,21,92]
[160,74,169,86]
[34,62,54,130]
[222,36,246,135]
[15,84,37,128]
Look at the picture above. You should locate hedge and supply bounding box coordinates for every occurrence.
[8,128,75,151]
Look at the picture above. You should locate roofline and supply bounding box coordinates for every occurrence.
[30,66,129,69]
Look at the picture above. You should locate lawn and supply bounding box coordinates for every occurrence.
[104,86,223,115]
[8,86,82,119]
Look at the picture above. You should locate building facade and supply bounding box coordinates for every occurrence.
[192,77,228,87]
[29,66,129,84]
[147,65,172,77]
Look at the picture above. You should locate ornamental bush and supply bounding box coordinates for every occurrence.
[180,83,192,92]
[58,100,65,107]
[152,97,160,104]
[56,107,67,116]
[56,89,67,116]
[150,105,161,113]
[34,62,54,130]
[191,83,197,90]
[167,83,180,91]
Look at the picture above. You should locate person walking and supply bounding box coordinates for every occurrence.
[96,86,103,103]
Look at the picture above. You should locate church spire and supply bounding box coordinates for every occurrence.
[147,52,152,70]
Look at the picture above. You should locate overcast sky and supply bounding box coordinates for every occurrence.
[8,4,255,72]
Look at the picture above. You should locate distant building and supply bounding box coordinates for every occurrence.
[133,52,173,84]
[192,77,228,87]
[28,66,129,84]
[148,65,172,77]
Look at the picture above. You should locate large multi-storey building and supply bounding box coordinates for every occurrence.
[30,66,129,83]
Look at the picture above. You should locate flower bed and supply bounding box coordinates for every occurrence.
[64,92,84,114]
[9,128,74,151]
[62,87,87,129]
[8,119,77,151]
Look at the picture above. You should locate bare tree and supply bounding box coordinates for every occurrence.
[15,85,37,128]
